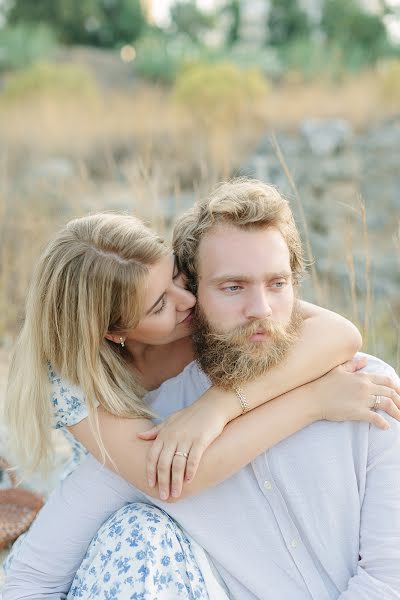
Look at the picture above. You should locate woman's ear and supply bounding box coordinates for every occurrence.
[105,333,125,346]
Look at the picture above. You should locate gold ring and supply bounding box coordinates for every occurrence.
[373,396,382,411]
[174,451,189,459]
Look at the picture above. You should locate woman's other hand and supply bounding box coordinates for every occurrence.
[314,356,400,429]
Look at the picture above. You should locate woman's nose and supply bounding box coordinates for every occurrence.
[174,281,196,311]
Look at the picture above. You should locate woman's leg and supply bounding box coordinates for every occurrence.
[68,503,210,599]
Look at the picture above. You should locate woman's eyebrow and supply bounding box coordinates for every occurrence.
[146,293,165,315]
[146,255,175,314]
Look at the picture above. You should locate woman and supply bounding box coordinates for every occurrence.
[4,210,399,598]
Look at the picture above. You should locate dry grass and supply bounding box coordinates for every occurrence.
[265,69,399,129]
[0,70,399,370]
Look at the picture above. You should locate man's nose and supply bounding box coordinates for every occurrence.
[244,289,272,320]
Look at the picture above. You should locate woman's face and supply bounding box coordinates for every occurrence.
[125,253,196,346]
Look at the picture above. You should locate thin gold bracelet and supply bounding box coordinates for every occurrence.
[234,387,249,414]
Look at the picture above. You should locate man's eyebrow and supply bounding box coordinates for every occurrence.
[210,271,292,285]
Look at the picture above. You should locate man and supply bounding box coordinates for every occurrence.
[5,179,400,599]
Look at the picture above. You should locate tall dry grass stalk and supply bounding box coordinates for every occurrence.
[270,133,323,304]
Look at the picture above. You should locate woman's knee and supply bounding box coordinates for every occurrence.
[95,502,176,543]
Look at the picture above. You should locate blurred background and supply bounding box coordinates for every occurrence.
[0,0,399,381]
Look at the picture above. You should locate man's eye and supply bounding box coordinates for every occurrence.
[224,285,241,292]
[273,281,286,288]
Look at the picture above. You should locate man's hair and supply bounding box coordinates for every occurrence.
[173,178,304,292]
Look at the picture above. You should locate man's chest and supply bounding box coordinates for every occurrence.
[150,421,368,599]
[251,421,367,565]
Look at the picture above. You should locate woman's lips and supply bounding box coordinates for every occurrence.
[179,311,193,325]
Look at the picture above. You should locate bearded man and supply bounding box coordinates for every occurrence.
[5,179,400,599]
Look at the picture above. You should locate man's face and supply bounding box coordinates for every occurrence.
[194,224,302,387]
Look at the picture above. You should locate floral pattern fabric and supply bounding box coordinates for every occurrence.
[42,370,219,599]
[48,365,90,477]
[68,503,211,600]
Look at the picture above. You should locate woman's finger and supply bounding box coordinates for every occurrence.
[370,394,400,422]
[342,356,368,373]
[185,439,206,483]
[170,448,191,499]
[157,444,177,501]
[146,438,164,488]
[369,373,400,395]
[137,424,162,440]
[369,384,400,411]
[365,410,390,430]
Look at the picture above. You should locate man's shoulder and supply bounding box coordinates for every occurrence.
[356,351,399,381]
[308,352,400,442]
[277,352,399,449]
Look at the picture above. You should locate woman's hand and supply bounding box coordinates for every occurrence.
[137,389,238,500]
[313,356,400,428]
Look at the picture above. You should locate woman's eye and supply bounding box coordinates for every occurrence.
[154,297,167,314]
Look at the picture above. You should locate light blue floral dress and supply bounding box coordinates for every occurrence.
[4,369,228,599]
[48,365,91,478]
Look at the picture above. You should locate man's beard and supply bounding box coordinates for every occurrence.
[193,300,303,389]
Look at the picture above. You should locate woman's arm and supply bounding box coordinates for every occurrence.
[139,302,362,490]
[237,300,362,405]
[70,363,400,501]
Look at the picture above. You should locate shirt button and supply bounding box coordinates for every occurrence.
[291,538,299,549]
[263,480,272,490]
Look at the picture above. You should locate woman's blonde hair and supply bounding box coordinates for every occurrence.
[173,178,304,292]
[5,212,169,475]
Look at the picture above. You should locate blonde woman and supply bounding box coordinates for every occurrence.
[4,205,400,599]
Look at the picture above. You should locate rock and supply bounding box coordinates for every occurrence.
[321,155,360,181]
[26,157,76,184]
[300,118,353,156]
[358,122,400,153]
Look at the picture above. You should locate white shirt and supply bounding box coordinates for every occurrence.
[142,353,400,599]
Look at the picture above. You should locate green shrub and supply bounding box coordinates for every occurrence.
[0,24,57,72]
[279,38,345,81]
[6,0,146,48]
[1,61,99,104]
[172,61,268,128]
[278,36,390,81]
[322,0,389,62]
[134,34,200,84]
[220,45,283,81]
